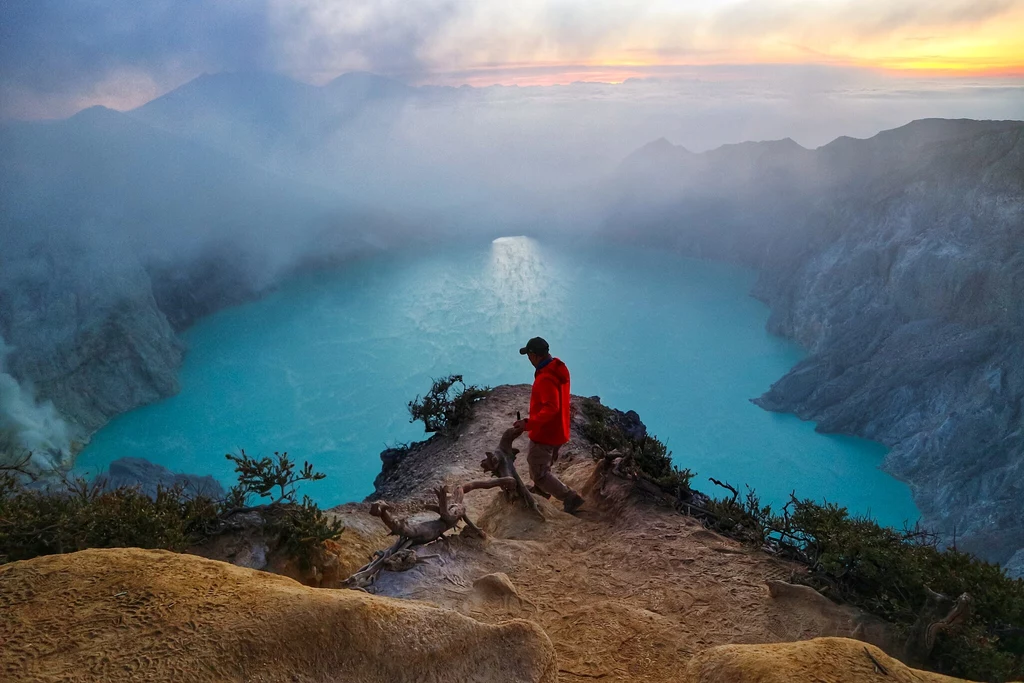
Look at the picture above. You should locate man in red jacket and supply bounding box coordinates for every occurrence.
[513,337,585,514]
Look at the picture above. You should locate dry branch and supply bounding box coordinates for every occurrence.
[708,477,739,503]
[343,477,515,589]
[345,426,549,589]
[863,647,889,676]
[370,478,514,546]
[903,587,973,666]
[480,426,543,519]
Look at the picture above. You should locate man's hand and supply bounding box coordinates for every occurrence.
[513,419,527,431]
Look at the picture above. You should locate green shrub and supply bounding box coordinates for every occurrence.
[702,484,773,546]
[408,375,489,435]
[0,451,343,572]
[578,398,691,492]
[578,399,629,452]
[703,490,1024,680]
[633,435,693,492]
[780,498,1024,681]
[223,450,344,568]
[0,475,219,563]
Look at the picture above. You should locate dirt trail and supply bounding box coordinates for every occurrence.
[358,385,971,682]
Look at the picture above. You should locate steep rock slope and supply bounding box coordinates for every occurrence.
[605,120,1024,567]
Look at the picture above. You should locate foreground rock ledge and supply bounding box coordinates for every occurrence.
[0,547,557,683]
[687,638,967,683]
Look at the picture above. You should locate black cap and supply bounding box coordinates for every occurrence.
[519,337,549,355]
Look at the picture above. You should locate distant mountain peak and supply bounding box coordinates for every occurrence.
[323,72,413,98]
[634,137,692,156]
[132,71,315,114]
[645,137,675,149]
[70,104,119,118]
[67,105,132,126]
[326,71,402,85]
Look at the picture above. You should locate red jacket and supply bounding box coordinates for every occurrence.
[524,357,571,446]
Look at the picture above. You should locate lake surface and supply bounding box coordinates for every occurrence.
[76,237,919,527]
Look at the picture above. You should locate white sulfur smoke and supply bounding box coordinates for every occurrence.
[0,335,73,472]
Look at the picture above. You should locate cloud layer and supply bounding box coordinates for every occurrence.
[1,0,1022,118]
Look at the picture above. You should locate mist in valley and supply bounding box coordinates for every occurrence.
[2,66,1020,465]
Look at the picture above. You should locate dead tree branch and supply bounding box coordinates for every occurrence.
[903,587,974,667]
[345,427,550,589]
[343,477,515,589]
[708,477,739,503]
[480,426,543,519]
[0,451,40,482]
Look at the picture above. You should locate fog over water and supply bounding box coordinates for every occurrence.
[74,238,921,528]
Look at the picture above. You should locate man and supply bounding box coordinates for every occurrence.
[513,337,585,514]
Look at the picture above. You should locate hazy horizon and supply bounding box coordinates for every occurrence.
[3,0,1024,120]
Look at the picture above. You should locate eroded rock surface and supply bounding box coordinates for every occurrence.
[685,637,966,683]
[0,547,558,683]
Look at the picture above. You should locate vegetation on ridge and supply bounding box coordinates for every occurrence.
[578,398,693,492]
[222,450,345,567]
[0,451,343,570]
[408,374,489,436]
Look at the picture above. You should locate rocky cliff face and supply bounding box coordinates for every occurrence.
[0,235,183,469]
[605,119,1024,569]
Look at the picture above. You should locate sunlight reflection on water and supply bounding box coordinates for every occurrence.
[488,236,557,332]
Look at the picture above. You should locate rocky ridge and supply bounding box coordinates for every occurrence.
[324,385,982,681]
[0,547,558,683]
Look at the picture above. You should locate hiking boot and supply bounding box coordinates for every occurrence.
[529,485,551,499]
[563,491,584,514]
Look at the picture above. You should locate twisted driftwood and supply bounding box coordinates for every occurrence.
[479,426,543,519]
[343,477,515,589]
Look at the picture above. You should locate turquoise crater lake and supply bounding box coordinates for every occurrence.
[76,237,919,528]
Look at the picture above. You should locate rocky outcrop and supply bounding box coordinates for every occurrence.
[685,637,964,683]
[606,119,1024,569]
[0,238,183,470]
[347,386,992,681]
[97,457,225,499]
[750,122,1024,566]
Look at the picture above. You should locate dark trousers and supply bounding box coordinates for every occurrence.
[527,441,571,500]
